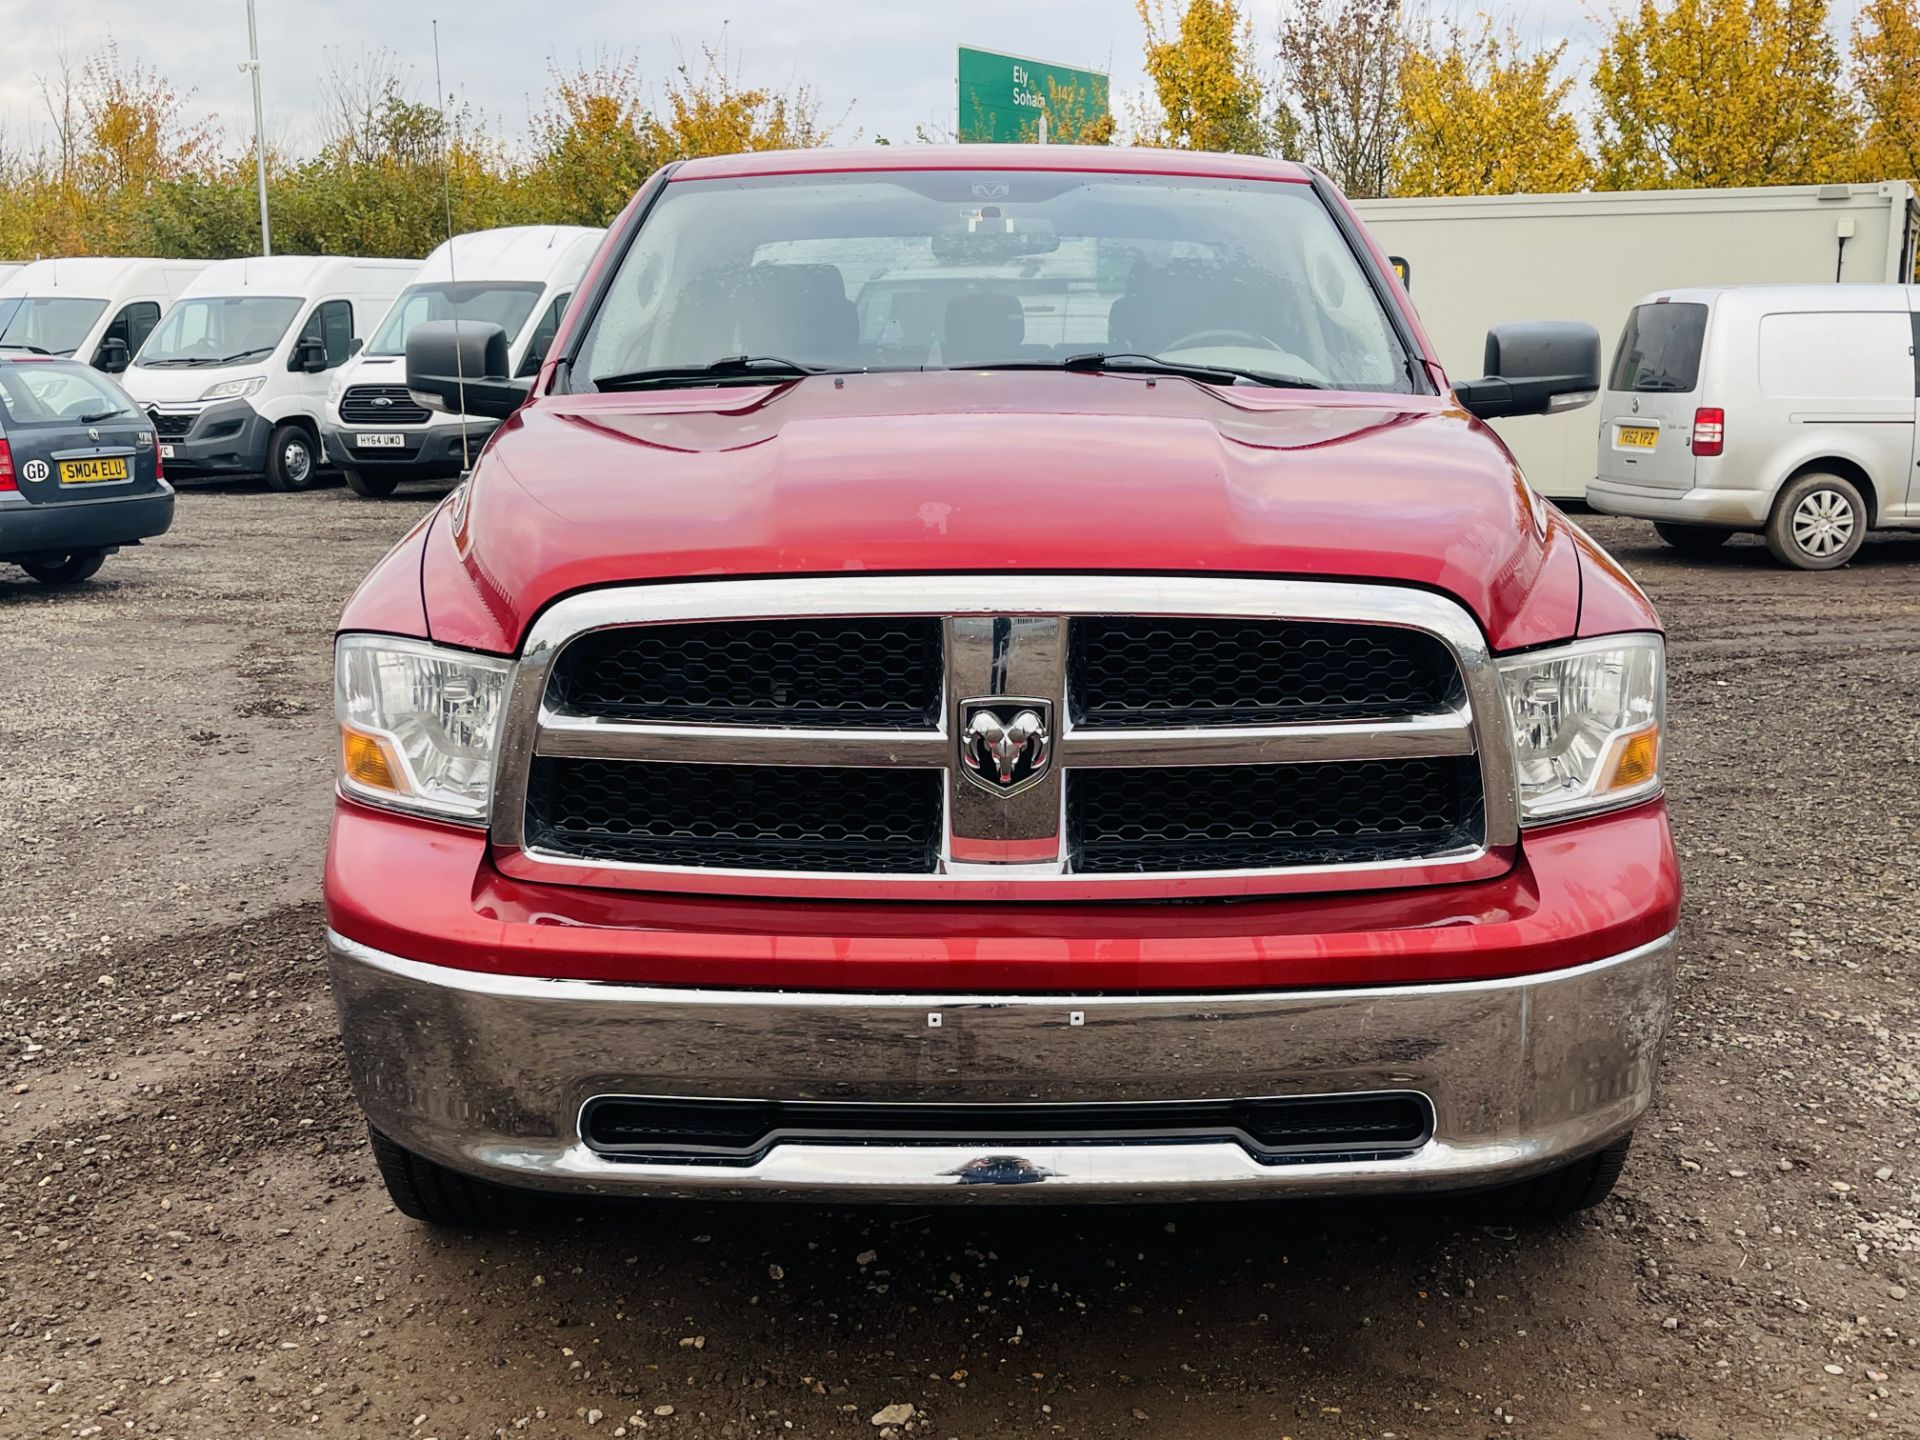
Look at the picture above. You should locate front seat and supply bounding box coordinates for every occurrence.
[942,292,1025,365]
[736,264,858,364]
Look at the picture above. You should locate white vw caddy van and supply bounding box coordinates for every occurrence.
[0,258,208,373]
[1589,284,1920,570]
[322,226,602,497]
[122,256,418,491]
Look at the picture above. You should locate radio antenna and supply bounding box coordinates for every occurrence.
[431,19,472,473]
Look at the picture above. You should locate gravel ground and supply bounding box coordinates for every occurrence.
[4,484,1920,1440]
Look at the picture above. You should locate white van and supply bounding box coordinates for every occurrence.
[0,258,208,373]
[123,256,417,491]
[322,226,602,496]
[1589,284,1920,569]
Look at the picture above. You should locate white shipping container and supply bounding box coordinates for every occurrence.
[1353,183,1920,499]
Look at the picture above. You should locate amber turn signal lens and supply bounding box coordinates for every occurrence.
[341,727,403,793]
[1603,725,1660,792]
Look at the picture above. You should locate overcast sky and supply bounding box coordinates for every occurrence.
[0,0,1637,159]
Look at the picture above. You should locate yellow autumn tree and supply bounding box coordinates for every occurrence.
[1396,22,1591,195]
[1592,0,1859,188]
[1275,0,1408,197]
[1133,0,1290,155]
[1854,0,1920,180]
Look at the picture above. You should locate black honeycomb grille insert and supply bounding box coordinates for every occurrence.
[549,618,942,728]
[148,410,193,439]
[1070,617,1460,728]
[1069,756,1483,873]
[526,757,941,872]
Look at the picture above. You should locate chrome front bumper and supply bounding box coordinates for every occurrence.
[327,930,1675,1203]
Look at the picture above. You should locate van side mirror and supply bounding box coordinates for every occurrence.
[1454,322,1600,421]
[292,336,330,373]
[405,320,528,421]
[348,335,364,358]
[95,336,130,374]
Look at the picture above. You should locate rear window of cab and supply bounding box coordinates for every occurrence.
[1609,302,1708,394]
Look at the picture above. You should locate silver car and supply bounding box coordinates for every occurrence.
[1587,284,1919,569]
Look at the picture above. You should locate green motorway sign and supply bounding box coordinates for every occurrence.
[957,46,1110,144]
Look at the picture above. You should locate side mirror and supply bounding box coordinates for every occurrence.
[1454,321,1601,421]
[404,320,528,421]
[95,336,130,374]
[292,336,330,373]
[348,335,364,358]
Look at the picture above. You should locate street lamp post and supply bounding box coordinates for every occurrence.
[241,0,271,256]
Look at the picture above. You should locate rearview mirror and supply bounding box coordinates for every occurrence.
[1454,322,1600,421]
[404,321,528,422]
[292,336,329,373]
[94,336,130,374]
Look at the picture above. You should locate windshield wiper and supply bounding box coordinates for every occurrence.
[594,355,841,392]
[1063,352,1329,389]
[945,352,1329,389]
[77,407,131,423]
[214,346,277,364]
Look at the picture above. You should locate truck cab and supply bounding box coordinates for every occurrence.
[321,226,602,497]
[327,148,1677,1228]
[121,256,416,491]
[0,257,207,373]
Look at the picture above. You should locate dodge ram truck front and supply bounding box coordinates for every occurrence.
[324,147,1678,1226]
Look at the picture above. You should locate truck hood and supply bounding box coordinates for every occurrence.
[420,370,1584,654]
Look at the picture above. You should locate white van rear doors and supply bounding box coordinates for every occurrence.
[1596,299,1709,496]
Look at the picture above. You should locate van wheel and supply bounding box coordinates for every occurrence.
[344,468,400,498]
[264,424,320,492]
[1767,473,1866,570]
[1652,522,1732,555]
[367,1126,519,1227]
[20,549,107,585]
[1473,1133,1634,1224]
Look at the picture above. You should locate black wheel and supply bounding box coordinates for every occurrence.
[1652,521,1733,556]
[20,549,107,585]
[344,467,400,498]
[367,1126,518,1227]
[1766,472,1866,570]
[264,423,321,492]
[1475,1134,1633,1223]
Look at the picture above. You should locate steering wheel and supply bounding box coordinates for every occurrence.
[1161,326,1286,352]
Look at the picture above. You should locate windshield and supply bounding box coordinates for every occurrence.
[368,282,545,357]
[0,359,138,424]
[0,297,110,357]
[135,295,302,367]
[573,169,1411,392]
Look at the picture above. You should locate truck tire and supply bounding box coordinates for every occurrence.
[367,1126,517,1227]
[264,423,321,492]
[344,467,400,498]
[1765,472,1866,570]
[1652,522,1732,556]
[20,549,108,585]
[1474,1133,1633,1223]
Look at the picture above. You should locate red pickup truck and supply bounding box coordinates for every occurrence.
[326,147,1678,1226]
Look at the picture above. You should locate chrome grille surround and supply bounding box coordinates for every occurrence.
[490,576,1520,901]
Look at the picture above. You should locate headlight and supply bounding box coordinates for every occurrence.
[326,372,347,408]
[335,634,512,823]
[1498,633,1664,824]
[199,375,266,401]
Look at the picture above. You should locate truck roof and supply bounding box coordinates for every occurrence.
[672,144,1315,185]
[412,226,604,285]
[0,256,210,297]
[178,255,418,297]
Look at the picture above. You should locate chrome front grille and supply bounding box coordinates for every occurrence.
[490,576,1519,900]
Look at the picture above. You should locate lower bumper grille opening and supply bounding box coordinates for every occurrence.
[580,1092,1435,1167]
